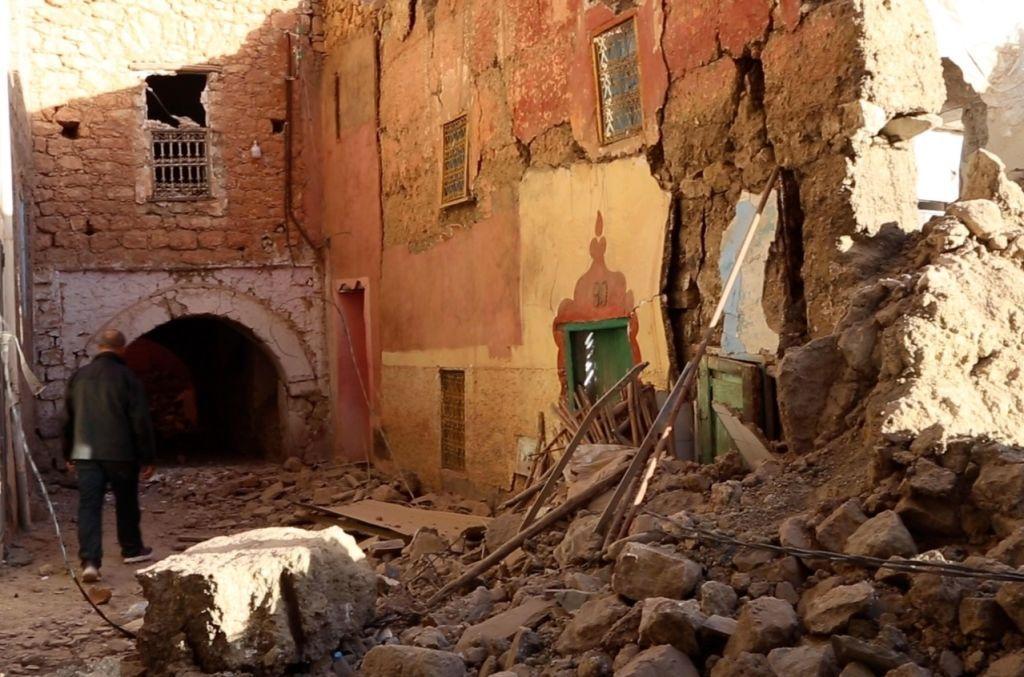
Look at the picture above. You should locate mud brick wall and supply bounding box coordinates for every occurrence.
[319,0,946,493]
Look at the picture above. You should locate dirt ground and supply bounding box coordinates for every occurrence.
[0,463,280,676]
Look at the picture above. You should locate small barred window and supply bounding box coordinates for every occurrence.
[441,115,469,207]
[593,18,643,144]
[151,129,210,200]
[440,369,466,471]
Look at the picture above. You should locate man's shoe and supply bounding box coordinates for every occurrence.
[81,564,101,583]
[122,546,153,564]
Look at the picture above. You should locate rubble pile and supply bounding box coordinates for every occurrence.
[303,154,1024,677]
[780,149,1024,482]
[340,441,1024,677]
[127,152,1024,676]
[143,456,491,544]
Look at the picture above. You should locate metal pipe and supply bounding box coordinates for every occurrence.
[284,30,320,252]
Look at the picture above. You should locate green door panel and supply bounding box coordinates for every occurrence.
[696,355,765,464]
[564,319,633,406]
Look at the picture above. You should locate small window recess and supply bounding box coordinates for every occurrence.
[270,118,286,134]
[58,120,80,139]
[592,16,643,145]
[440,114,471,208]
[440,369,466,471]
[145,73,211,201]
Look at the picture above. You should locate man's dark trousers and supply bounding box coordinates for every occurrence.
[76,460,144,565]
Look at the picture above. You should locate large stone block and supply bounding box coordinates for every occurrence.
[612,542,702,602]
[361,645,466,677]
[136,526,376,674]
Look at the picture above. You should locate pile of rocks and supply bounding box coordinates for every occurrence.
[130,444,1024,675]
[129,156,1024,674]
[345,436,1024,677]
[143,456,489,546]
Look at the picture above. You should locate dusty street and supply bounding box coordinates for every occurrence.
[0,463,285,676]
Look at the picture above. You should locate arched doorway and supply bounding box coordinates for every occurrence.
[124,315,282,462]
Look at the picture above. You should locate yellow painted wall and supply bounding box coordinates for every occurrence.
[380,156,672,494]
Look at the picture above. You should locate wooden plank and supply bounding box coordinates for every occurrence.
[696,357,713,464]
[711,402,774,470]
[455,598,554,651]
[321,499,491,542]
[428,459,628,605]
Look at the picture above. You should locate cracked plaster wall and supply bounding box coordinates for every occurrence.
[320,0,945,491]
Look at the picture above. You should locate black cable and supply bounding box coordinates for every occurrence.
[647,510,1024,584]
[25,451,137,639]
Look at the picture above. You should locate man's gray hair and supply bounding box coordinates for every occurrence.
[97,329,127,350]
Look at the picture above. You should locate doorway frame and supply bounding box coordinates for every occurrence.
[561,316,632,407]
[333,278,374,462]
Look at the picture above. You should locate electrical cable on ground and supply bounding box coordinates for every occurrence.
[25,450,138,639]
[647,510,1024,584]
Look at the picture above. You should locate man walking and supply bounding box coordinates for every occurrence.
[63,329,156,582]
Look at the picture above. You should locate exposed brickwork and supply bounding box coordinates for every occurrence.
[23,0,315,270]
[21,0,329,464]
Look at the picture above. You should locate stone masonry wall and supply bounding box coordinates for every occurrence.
[33,266,328,461]
[21,0,329,464]
[23,0,317,269]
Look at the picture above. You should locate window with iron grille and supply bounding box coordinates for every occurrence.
[151,129,211,200]
[441,114,469,207]
[593,17,643,144]
[440,369,466,471]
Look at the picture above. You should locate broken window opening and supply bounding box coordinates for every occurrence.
[146,73,211,200]
[593,17,643,144]
[440,369,466,471]
[441,114,470,207]
[145,73,207,127]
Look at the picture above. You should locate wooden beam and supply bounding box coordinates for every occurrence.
[518,361,647,531]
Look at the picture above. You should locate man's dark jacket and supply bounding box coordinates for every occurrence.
[62,352,156,464]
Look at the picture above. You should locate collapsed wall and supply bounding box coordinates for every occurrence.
[780,149,1024,490]
[319,0,951,490]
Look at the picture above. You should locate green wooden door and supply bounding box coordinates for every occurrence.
[565,319,633,405]
[696,356,764,464]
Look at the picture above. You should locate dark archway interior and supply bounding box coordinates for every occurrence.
[124,315,281,462]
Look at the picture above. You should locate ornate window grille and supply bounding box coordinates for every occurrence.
[151,128,210,200]
[441,115,469,207]
[440,369,466,471]
[593,18,643,144]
